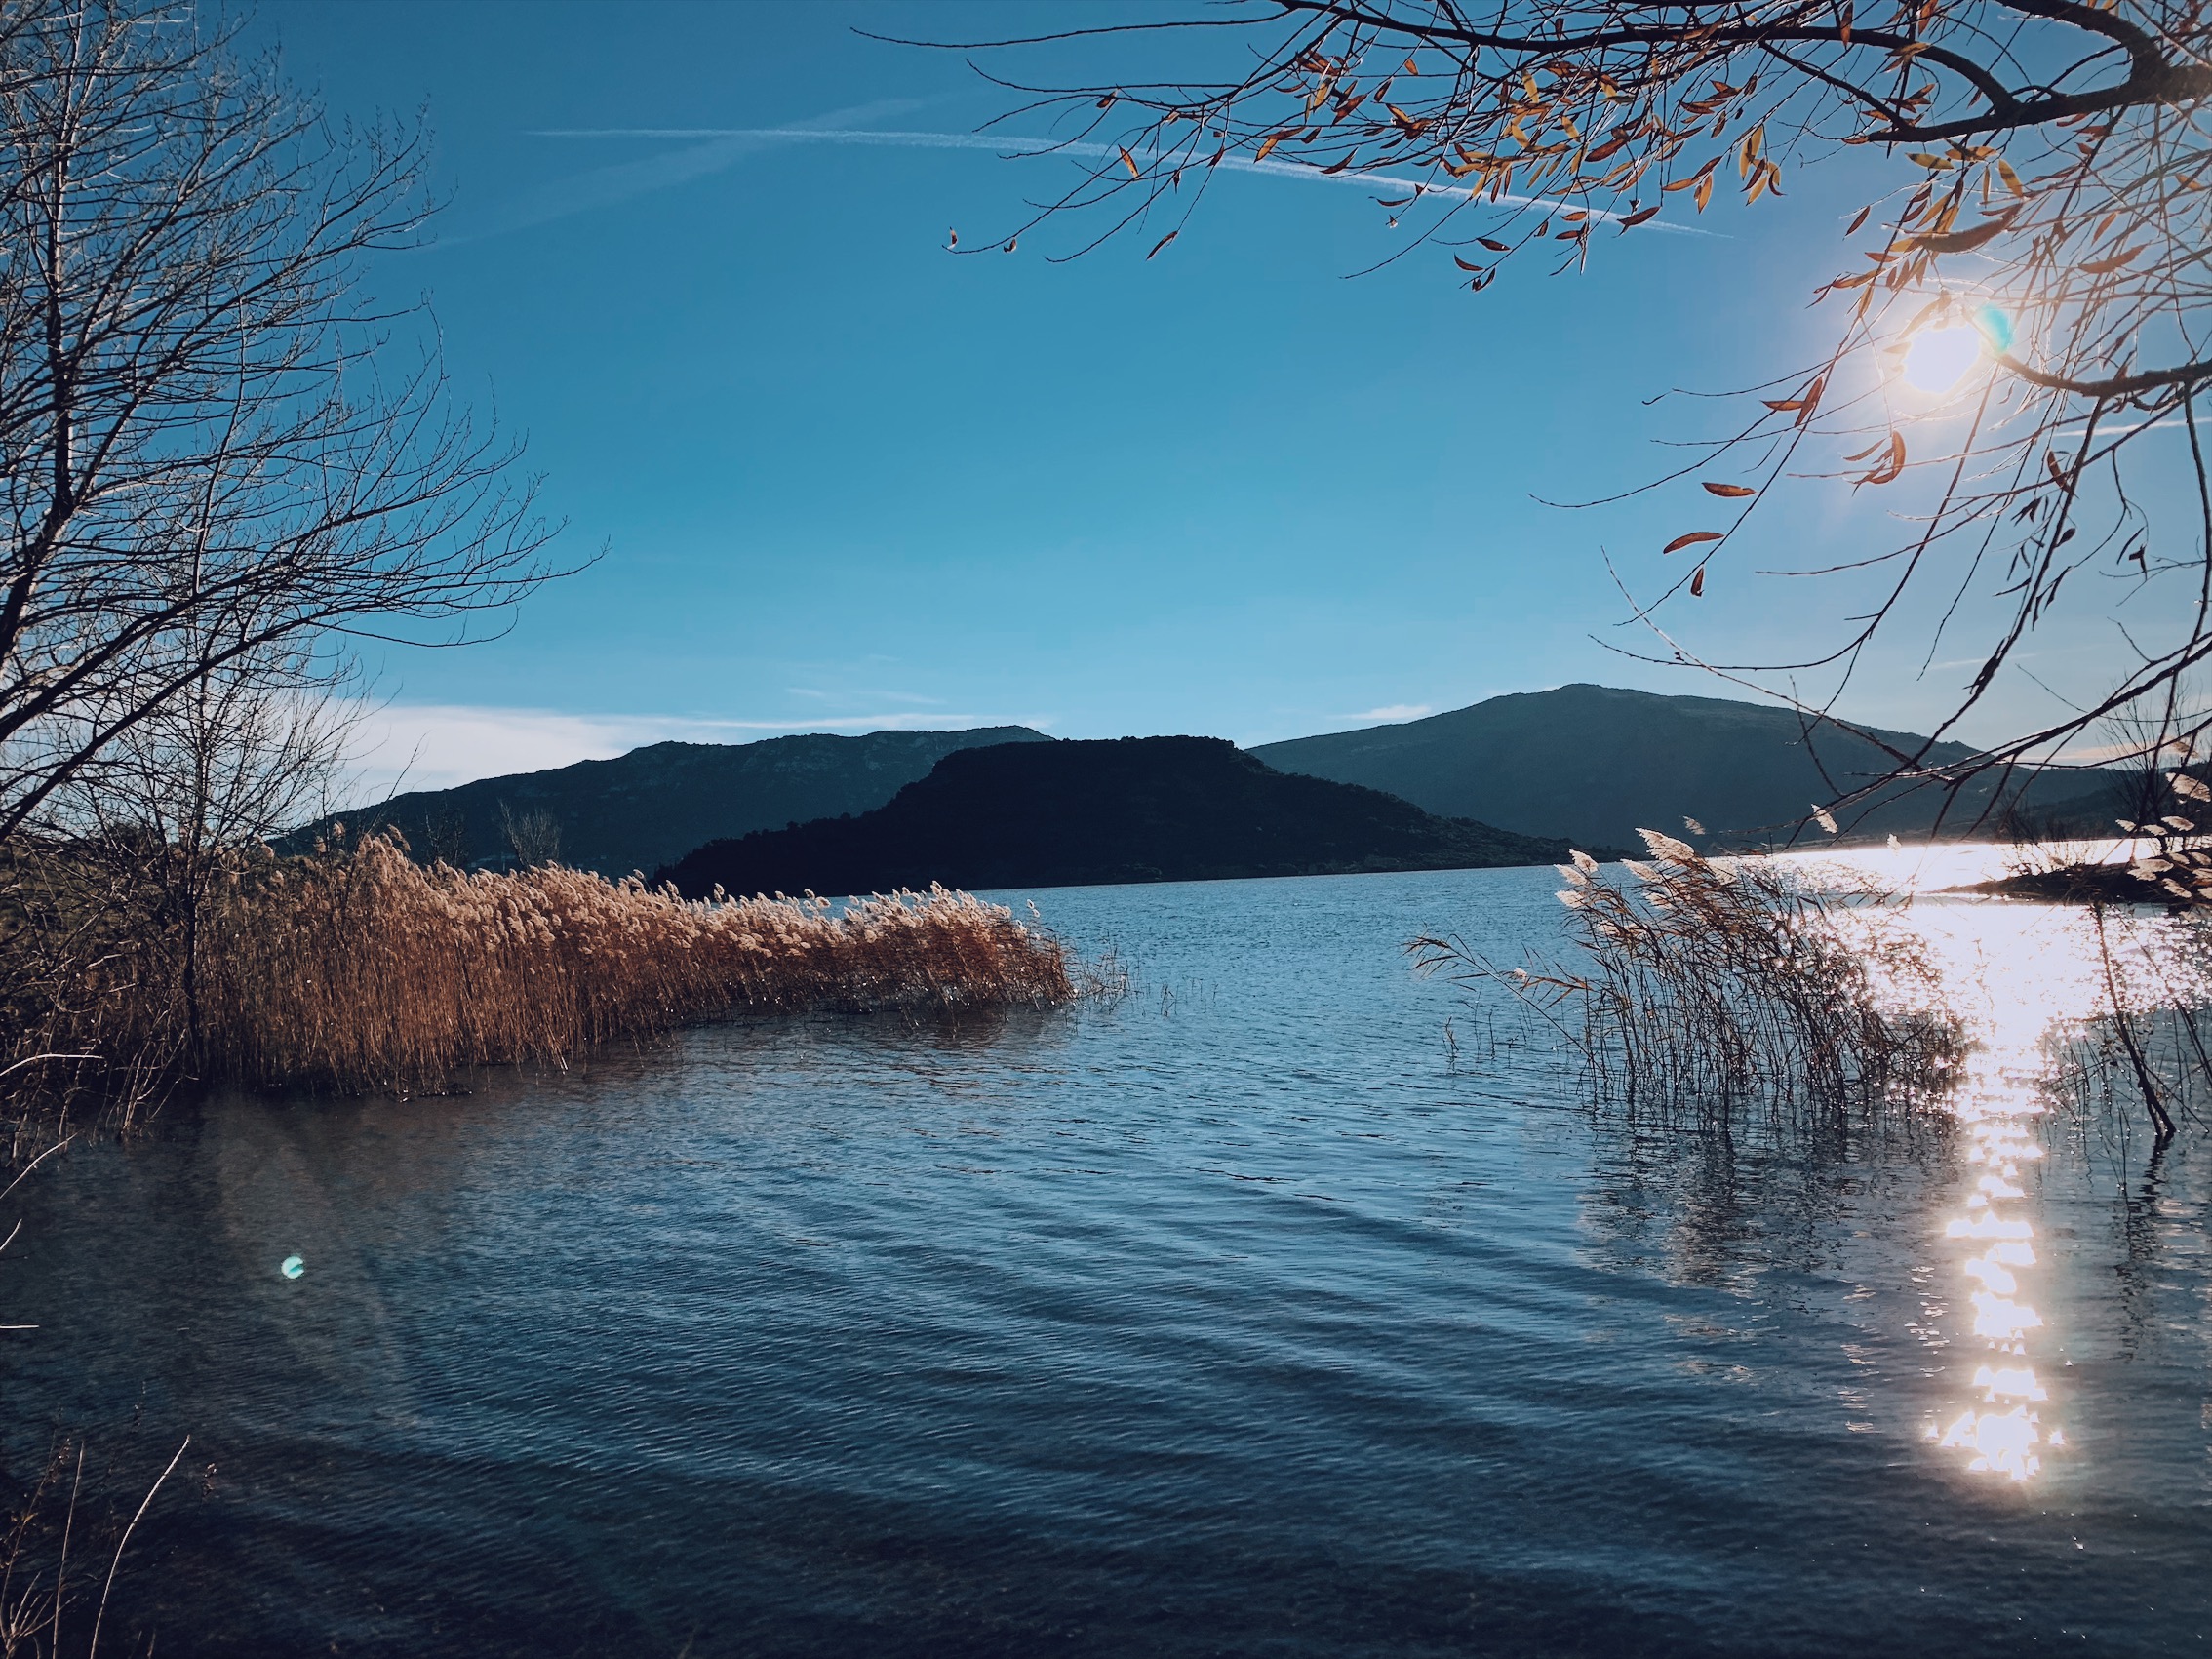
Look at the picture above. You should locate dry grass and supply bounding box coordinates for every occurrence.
[1415,829,1964,1116]
[0,1432,189,1659]
[1,829,1074,1116]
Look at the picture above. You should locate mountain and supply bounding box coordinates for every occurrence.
[656,736,1586,898]
[1250,684,2114,849]
[294,727,1052,876]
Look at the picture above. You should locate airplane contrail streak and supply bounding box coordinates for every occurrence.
[527,127,1715,235]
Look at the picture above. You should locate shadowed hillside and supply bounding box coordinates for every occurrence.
[658,736,1589,897]
[293,727,1052,876]
[1251,684,2114,849]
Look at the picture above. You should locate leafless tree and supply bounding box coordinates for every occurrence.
[0,0,560,851]
[422,801,470,867]
[935,0,2212,826]
[57,626,357,1065]
[499,802,561,867]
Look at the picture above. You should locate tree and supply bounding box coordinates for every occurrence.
[499,802,562,868]
[945,0,2212,828]
[0,0,559,850]
[56,627,357,1066]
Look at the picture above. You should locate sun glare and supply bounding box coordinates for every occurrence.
[1899,303,2015,395]
[1902,324,1986,393]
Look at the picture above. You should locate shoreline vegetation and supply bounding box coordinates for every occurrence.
[1,829,1078,1133]
[1417,828,2212,1146]
[1416,831,1967,1119]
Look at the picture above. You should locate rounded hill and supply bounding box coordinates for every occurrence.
[656,736,1585,897]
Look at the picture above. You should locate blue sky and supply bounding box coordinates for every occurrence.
[250,1,2130,794]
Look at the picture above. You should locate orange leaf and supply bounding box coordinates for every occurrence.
[1478,236,1512,251]
[1689,565,1707,596]
[1453,255,1485,271]
[1702,482,1756,497]
[1906,215,2012,254]
[2080,245,2144,274]
[1860,431,1907,486]
[1618,205,1660,228]
[1664,531,1724,554]
[1147,231,1177,259]
[1119,146,1139,178]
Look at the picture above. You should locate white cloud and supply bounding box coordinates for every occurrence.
[339,703,1030,802]
[1349,703,1433,723]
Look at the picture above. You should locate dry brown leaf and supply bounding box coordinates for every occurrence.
[1906,216,2011,254]
[1859,431,1906,486]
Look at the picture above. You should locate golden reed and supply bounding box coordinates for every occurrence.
[4,831,1073,1110]
[1413,830,1962,1116]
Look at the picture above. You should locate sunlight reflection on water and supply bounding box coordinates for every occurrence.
[1778,839,2176,1483]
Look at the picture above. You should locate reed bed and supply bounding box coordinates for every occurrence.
[1,830,1074,1114]
[2046,903,2212,1144]
[1414,829,1964,1117]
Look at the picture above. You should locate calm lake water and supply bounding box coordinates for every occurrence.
[3,862,2207,1656]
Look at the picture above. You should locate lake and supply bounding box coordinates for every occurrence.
[2,860,2206,1656]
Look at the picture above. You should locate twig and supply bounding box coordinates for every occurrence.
[87,1437,187,1659]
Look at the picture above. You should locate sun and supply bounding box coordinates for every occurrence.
[1899,303,2016,395]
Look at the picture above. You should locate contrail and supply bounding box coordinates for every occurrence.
[528,126,1713,235]
[441,100,926,244]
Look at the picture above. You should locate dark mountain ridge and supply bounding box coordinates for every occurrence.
[291,726,1051,876]
[657,736,1589,898]
[1251,683,2116,849]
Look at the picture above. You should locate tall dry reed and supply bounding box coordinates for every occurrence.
[2,830,1075,1112]
[2045,902,2212,1144]
[1414,830,1963,1115]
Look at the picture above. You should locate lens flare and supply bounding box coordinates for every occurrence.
[1971,302,2015,356]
